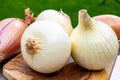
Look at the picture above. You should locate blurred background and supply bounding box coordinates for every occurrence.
[0,0,120,27]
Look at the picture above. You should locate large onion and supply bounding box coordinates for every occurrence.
[70,9,119,70]
[21,20,71,74]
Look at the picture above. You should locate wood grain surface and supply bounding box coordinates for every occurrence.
[3,53,114,80]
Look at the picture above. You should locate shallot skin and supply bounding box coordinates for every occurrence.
[0,18,28,62]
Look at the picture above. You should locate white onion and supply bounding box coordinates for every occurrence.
[70,9,119,70]
[36,9,73,36]
[21,20,71,73]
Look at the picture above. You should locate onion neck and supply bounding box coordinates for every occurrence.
[78,9,93,29]
[25,8,35,25]
[60,9,71,24]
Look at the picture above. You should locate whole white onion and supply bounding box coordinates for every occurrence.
[70,9,119,70]
[21,20,71,73]
[36,9,73,36]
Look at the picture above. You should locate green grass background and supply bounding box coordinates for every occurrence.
[0,0,120,27]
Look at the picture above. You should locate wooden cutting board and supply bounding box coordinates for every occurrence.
[3,53,114,80]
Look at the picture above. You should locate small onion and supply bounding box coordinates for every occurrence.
[36,9,73,36]
[93,14,120,40]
